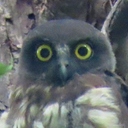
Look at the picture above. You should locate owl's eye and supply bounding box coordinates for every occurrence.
[75,44,92,60]
[36,44,52,61]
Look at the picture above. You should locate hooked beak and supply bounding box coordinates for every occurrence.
[57,44,70,85]
[59,61,69,82]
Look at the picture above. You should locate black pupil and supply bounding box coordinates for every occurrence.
[78,47,88,56]
[41,48,50,58]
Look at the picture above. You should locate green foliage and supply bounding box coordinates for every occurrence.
[0,58,13,76]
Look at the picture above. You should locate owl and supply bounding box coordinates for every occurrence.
[1,19,128,128]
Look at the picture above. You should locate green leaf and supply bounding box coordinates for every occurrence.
[0,58,13,76]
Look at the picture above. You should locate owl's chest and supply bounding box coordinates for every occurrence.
[33,87,121,128]
[1,86,123,128]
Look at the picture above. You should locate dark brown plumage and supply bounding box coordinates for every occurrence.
[4,70,128,128]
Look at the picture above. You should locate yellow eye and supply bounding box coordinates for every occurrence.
[75,44,92,60]
[36,44,52,61]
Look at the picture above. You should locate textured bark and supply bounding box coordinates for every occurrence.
[102,0,128,81]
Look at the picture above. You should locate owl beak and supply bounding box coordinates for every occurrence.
[59,61,69,83]
[57,46,70,84]
[60,64,68,79]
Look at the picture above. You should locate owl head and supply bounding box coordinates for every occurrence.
[17,20,116,86]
